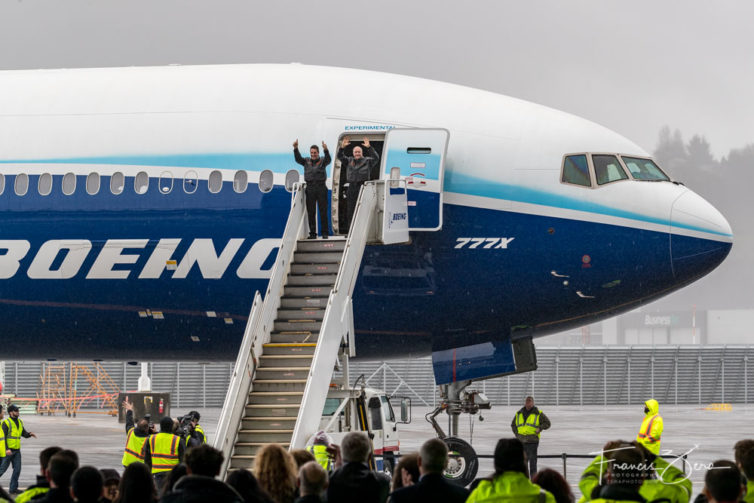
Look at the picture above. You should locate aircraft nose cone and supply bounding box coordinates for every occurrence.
[670,190,733,281]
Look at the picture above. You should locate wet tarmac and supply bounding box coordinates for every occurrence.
[2,404,749,495]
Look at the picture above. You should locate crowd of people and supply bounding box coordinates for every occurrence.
[1,429,754,503]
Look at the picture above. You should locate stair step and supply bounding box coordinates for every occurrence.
[259,354,313,367]
[246,404,301,417]
[296,239,346,252]
[283,286,331,298]
[255,367,310,380]
[280,297,329,309]
[248,391,304,405]
[269,332,319,344]
[286,274,337,286]
[262,343,317,355]
[251,380,307,393]
[274,320,322,332]
[229,456,256,470]
[237,429,295,443]
[290,263,340,275]
[293,252,343,264]
[276,308,325,320]
[242,417,297,430]
[234,442,289,456]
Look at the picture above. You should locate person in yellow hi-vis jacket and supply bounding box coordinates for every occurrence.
[0,404,37,495]
[579,440,691,503]
[636,399,664,455]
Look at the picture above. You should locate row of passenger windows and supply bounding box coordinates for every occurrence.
[0,169,302,197]
[562,154,670,188]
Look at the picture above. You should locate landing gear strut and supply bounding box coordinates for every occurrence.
[425,380,491,486]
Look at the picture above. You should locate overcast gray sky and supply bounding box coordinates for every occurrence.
[1,0,752,157]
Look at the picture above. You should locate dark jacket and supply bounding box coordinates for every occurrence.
[159,475,244,503]
[294,148,331,183]
[294,496,324,503]
[338,147,380,183]
[390,472,469,503]
[327,462,390,503]
[510,406,552,444]
[35,487,73,503]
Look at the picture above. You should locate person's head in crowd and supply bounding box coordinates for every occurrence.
[100,469,121,502]
[419,438,448,475]
[70,466,103,503]
[291,449,316,469]
[532,468,574,503]
[255,444,297,503]
[606,446,645,489]
[39,446,63,475]
[392,452,420,491]
[734,440,754,473]
[46,451,80,489]
[227,469,274,503]
[160,416,175,434]
[115,462,156,503]
[298,461,328,497]
[704,460,745,503]
[159,464,187,498]
[136,417,150,435]
[493,438,528,477]
[184,444,224,477]
[341,432,371,464]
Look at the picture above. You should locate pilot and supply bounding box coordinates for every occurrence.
[294,139,332,239]
[338,136,380,230]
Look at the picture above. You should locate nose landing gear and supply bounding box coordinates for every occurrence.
[425,380,491,487]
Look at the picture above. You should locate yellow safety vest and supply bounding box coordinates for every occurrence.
[122,427,148,467]
[0,421,6,458]
[636,414,663,455]
[14,486,49,503]
[3,417,24,450]
[515,411,542,437]
[195,424,206,444]
[147,433,181,473]
[307,444,331,471]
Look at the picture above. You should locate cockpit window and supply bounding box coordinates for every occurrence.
[593,155,628,185]
[621,157,670,181]
[562,154,591,187]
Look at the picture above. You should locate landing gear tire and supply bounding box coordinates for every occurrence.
[442,437,478,487]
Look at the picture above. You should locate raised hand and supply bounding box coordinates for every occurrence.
[362,137,370,148]
[122,396,134,412]
[341,137,350,149]
[293,139,299,149]
[322,141,328,150]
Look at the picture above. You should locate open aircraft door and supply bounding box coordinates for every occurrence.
[381,128,449,231]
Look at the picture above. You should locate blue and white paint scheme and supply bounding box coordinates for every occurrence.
[0,64,732,374]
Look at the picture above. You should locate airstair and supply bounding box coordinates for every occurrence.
[214,179,409,477]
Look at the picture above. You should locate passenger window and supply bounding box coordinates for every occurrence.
[285,169,299,192]
[562,155,591,187]
[208,170,223,194]
[159,171,173,194]
[110,172,125,195]
[39,173,53,196]
[15,173,29,196]
[621,157,670,181]
[134,171,149,194]
[86,172,100,195]
[233,170,248,193]
[593,155,628,185]
[184,170,198,194]
[0,174,5,195]
[258,170,274,193]
[62,172,76,196]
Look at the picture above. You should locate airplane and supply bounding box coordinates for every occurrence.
[0,64,732,385]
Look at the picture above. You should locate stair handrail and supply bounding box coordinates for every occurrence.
[214,183,308,476]
[289,181,380,449]
[214,290,263,475]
